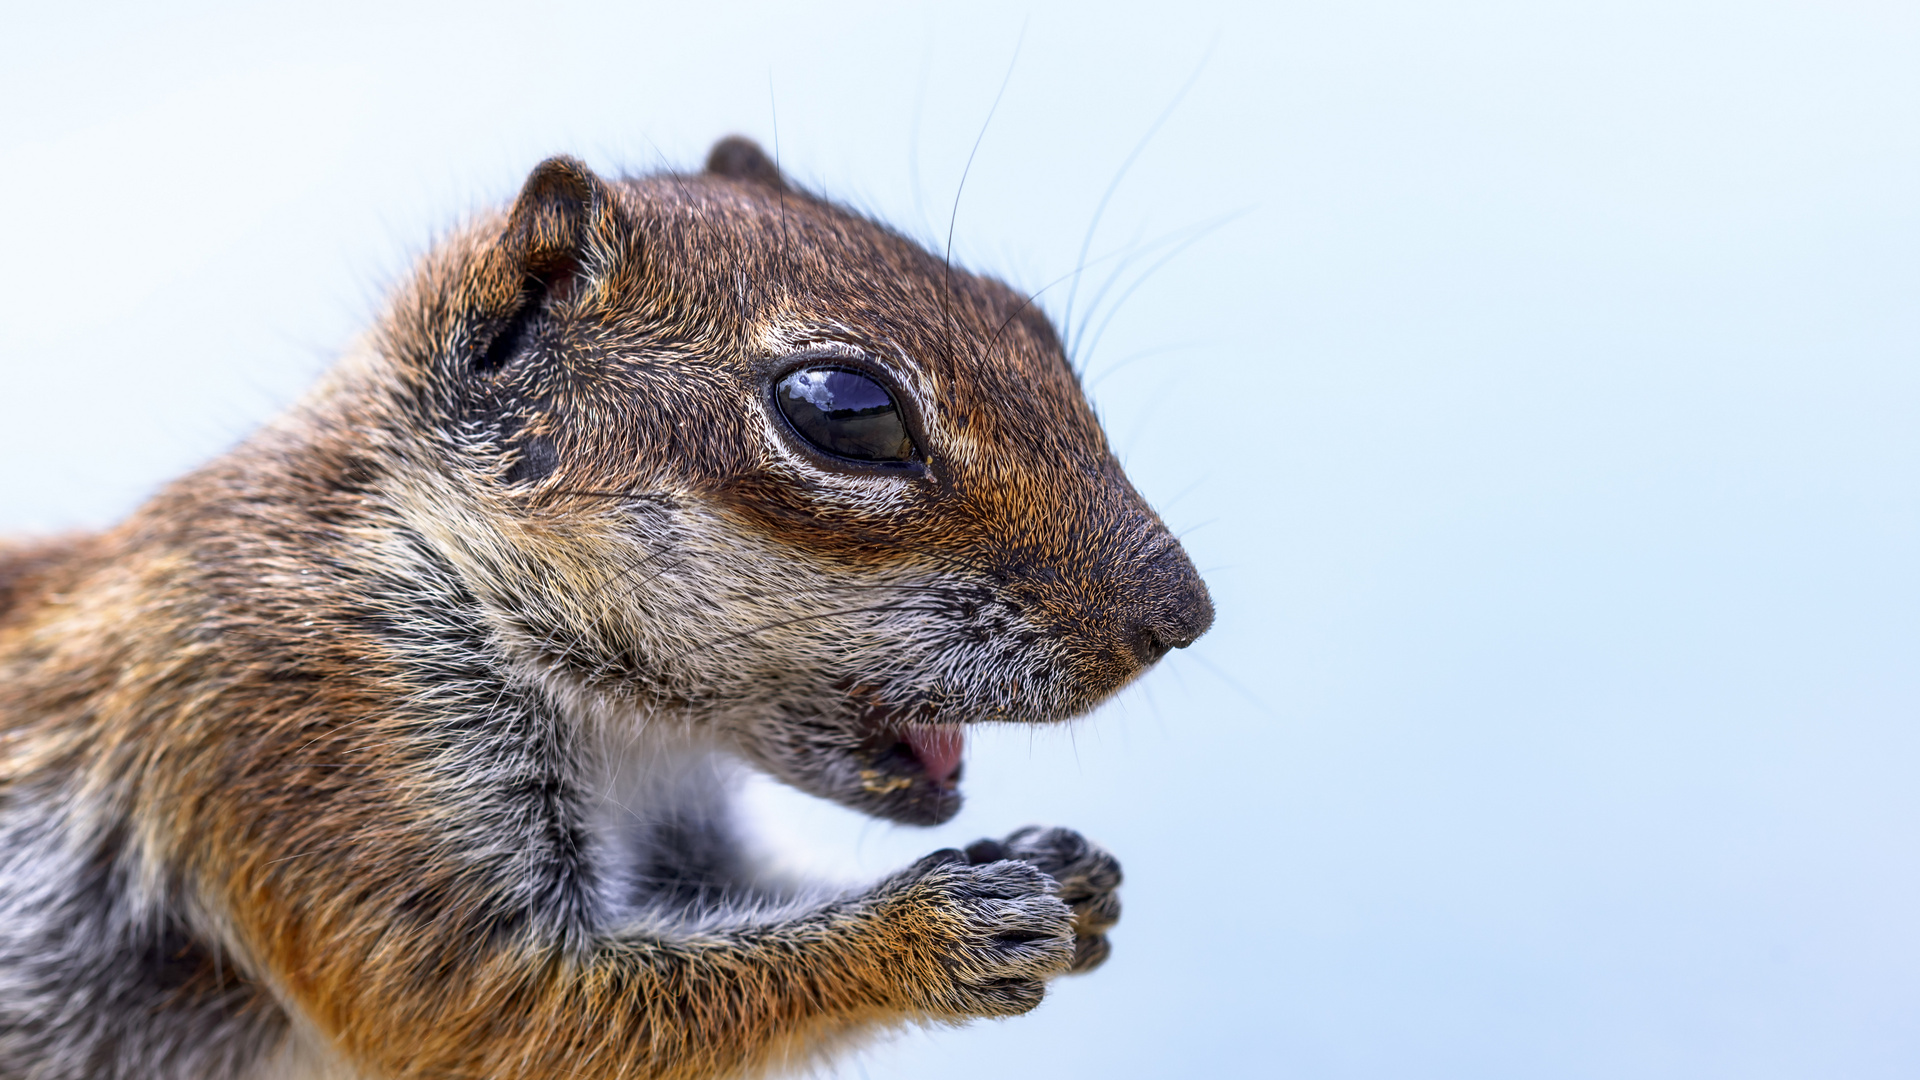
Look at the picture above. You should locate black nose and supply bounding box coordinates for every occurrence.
[1127,545,1214,665]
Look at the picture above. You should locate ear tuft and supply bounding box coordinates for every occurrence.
[705,136,785,189]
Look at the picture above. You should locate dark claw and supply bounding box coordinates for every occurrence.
[964,838,1009,864]
[1069,933,1111,974]
[971,825,1123,978]
[910,848,970,873]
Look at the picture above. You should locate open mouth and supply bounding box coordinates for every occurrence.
[858,722,966,795]
[788,685,989,824]
[904,724,965,786]
[813,713,968,825]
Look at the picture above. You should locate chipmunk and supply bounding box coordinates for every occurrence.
[0,136,1212,1079]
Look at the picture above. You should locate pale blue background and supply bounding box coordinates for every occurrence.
[4,2,1917,1077]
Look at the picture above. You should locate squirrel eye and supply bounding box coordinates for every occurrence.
[775,367,917,463]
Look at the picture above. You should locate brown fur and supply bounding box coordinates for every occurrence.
[0,137,1209,1079]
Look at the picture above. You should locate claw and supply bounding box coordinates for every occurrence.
[968,825,1123,978]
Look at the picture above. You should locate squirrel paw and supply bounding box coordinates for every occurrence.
[964,826,1122,973]
[874,849,1077,1018]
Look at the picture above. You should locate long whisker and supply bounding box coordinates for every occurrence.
[981,218,1222,369]
[1084,342,1195,392]
[1183,651,1282,722]
[1071,215,1155,363]
[521,542,689,669]
[640,134,700,207]
[943,24,1026,368]
[1072,208,1248,367]
[1079,208,1251,374]
[1156,475,1208,513]
[1062,45,1214,363]
[770,75,793,302]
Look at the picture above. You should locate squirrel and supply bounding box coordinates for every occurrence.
[0,136,1213,1080]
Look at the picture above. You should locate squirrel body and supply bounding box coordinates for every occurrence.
[0,138,1211,1079]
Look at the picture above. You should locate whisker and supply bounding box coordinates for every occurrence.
[521,543,690,671]
[944,25,1026,369]
[770,76,793,303]
[978,225,1209,369]
[1184,651,1281,722]
[1063,45,1214,362]
[1084,341,1196,392]
[1157,475,1208,512]
[1079,208,1251,373]
[1073,210,1245,367]
[640,134,701,211]
[1073,214,1155,360]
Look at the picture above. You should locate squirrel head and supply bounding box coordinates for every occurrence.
[349,138,1212,825]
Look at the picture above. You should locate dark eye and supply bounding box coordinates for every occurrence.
[774,367,917,463]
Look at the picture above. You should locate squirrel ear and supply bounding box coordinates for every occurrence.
[460,157,617,375]
[705,136,785,189]
[499,155,617,289]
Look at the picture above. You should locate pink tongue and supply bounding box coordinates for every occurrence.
[903,725,966,787]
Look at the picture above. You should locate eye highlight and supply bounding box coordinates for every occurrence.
[774,367,918,463]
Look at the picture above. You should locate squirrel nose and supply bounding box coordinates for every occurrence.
[1126,546,1214,665]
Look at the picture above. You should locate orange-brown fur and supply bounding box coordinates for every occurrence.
[0,138,1209,1079]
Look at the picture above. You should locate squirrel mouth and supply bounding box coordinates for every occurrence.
[901,724,965,787]
[842,682,968,794]
[857,722,966,795]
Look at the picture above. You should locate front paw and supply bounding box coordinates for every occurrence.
[871,850,1076,1018]
[965,826,1121,973]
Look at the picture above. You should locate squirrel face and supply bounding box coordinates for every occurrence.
[354,138,1212,825]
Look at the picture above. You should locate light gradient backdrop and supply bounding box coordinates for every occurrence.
[4,2,1917,1077]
